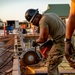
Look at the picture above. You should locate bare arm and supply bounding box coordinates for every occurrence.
[36,27,49,43]
[66,1,75,39]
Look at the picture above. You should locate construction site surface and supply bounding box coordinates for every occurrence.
[0,32,75,75]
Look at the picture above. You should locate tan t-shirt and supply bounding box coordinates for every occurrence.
[39,13,66,40]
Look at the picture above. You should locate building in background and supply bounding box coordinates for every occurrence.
[44,4,70,24]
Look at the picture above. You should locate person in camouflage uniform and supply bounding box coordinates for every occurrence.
[25,9,65,75]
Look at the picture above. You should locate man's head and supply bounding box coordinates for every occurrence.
[25,8,42,26]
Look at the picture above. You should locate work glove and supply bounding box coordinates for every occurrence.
[32,40,38,47]
[65,39,74,57]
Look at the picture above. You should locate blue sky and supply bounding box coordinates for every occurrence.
[0,0,70,22]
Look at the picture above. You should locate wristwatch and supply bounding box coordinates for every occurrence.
[64,38,71,42]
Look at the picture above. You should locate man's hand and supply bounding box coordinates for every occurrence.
[65,41,75,69]
[65,41,73,57]
[32,41,38,47]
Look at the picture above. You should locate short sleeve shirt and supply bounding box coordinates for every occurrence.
[39,13,66,40]
[70,0,75,14]
[72,0,75,3]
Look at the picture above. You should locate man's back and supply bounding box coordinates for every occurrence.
[39,13,66,40]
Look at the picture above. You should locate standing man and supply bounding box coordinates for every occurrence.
[65,0,75,57]
[25,9,65,75]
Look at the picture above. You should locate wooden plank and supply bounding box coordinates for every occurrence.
[59,69,75,74]
[12,57,21,75]
[34,66,75,74]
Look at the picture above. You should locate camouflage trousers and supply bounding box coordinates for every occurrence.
[47,41,65,75]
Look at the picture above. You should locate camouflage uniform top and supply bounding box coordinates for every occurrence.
[39,13,66,41]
